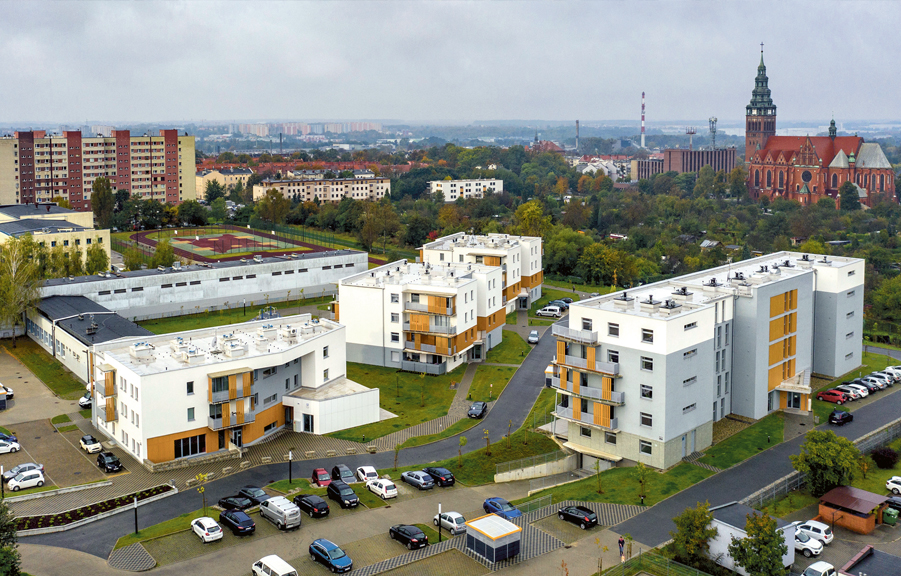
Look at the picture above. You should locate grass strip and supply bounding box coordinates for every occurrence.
[484,332,530,365]
[698,412,784,469]
[58,424,79,433]
[467,366,516,403]
[1,340,85,400]
[51,414,72,425]
[114,508,208,549]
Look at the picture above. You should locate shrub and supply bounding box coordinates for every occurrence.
[871,446,899,469]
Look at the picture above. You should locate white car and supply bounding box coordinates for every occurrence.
[527,330,540,344]
[78,392,92,408]
[842,382,869,398]
[79,435,102,454]
[884,366,901,378]
[355,465,378,483]
[0,440,21,454]
[833,385,861,400]
[366,479,398,500]
[794,530,823,558]
[191,517,223,543]
[8,470,44,492]
[536,306,562,318]
[792,520,833,545]
[801,561,836,576]
[433,511,466,535]
[886,476,901,495]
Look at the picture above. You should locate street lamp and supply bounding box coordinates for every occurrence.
[288,450,294,484]
[438,502,442,543]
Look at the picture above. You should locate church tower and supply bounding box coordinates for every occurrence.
[745,46,777,162]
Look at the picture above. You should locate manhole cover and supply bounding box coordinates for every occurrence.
[74,471,81,475]
[34,437,41,440]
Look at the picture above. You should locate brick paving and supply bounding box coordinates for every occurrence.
[681,451,723,473]
[107,543,156,572]
[377,549,488,576]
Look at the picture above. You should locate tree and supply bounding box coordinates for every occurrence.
[727,511,788,576]
[256,189,291,224]
[0,236,43,347]
[229,180,246,204]
[870,275,901,324]
[633,462,650,502]
[593,460,604,494]
[483,428,491,456]
[91,176,115,229]
[123,247,144,271]
[67,245,85,277]
[670,502,718,567]
[0,498,21,576]
[790,429,860,497]
[210,197,228,222]
[204,180,225,204]
[150,239,176,269]
[178,200,208,226]
[458,436,467,468]
[839,180,861,211]
[85,242,109,275]
[513,200,551,238]
[51,195,71,209]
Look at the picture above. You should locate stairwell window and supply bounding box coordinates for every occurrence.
[683,376,697,386]
[640,357,653,372]
[683,403,696,414]
[582,318,592,331]
[684,349,697,359]
[684,322,697,331]
[641,329,654,343]
[605,432,617,445]
[580,427,591,438]
[639,440,652,455]
[608,323,619,337]
[640,385,653,399]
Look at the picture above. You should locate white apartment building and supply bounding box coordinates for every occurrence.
[253,177,390,204]
[429,178,503,202]
[548,252,864,470]
[336,260,505,375]
[420,232,543,313]
[90,314,379,468]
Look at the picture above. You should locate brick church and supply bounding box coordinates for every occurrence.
[745,49,895,207]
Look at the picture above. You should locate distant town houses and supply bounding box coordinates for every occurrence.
[429,178,503,202]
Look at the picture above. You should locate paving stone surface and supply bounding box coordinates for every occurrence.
[106,542,156,572]
[531,514,600,544]
[377,549,488,576]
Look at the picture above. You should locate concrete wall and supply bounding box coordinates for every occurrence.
[812,260,865,377]
[286,387,380,435]
[494,453,578,483]
[25,310,91,384]
[708,520,795,576]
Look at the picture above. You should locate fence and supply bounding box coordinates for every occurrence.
[515,494,552,515]
[601,549,714,576]
[528,469,589,494]
[496,450,568,476]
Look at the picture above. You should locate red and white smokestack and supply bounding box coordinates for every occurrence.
[641,92,646,149]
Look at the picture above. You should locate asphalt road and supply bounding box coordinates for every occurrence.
[23,322,558,558]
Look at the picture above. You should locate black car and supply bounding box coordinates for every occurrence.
[219,509,255,535]
[557,505,598,530]
[422,466,455,487]
[389,524,429,550]
[561,297,574,304]
[549,299,570,310]
[331,464,356,484]
[326,480,359,508]
[468,401,487,419]
[97,452,122,473]
[829,410,853,426]
[293,494,330,518]
[885,496,901,513]
[237,485,270,505]
[849,379,880,393]
[218,495,253,510]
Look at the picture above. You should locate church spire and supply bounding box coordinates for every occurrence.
[747,44,776,116]
[829,117,837,139]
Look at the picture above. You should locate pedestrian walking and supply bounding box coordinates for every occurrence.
[618,536,625,556]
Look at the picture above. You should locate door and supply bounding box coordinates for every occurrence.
[303,413,314,433]
[681,435,686,458]
[284,406,293,427]
[218,430,226,450]
[231,428,243,448]
[788,392,802,409]
[690,430,696,453]
[472,344,481,360]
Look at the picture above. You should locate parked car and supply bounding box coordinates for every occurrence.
[293,494,329,518]
[849,378,879,393]
[79,434,102,453]
[858,377,885,391]
[560,297,574,304]
[311,467,332,487]
[527,330,540,344]
[389,524,428,549]
[792,520,834,545]
[873,370,900,383]
[422,467,455,487]
[883,366,901,378]
[8,470,44,491]
[863,374,890,389]
[434,511,466,534]
[483,497,522,520]
[886,476,901,495]
[219,509,256,536]
[1,386,13,399]
[557,505,598,530]
[237,485,270,505]
[833,385,862,400]
[801,561,836,576]
[77,392,92,408]
[218,495,253,510]
[309,538,353,573]
[841,382,869,397]
[0,432,16,443]
[355,466,378,483]
[367,479,398,500]
[468,401,488,419]
[97,451,122,472]
[259,496,301,530]
[885,495,901,512]
[327,480,359,508]
[795,530,823,558]
[401,470,434,490]
[252,555,297,576]
[549,299,570,310]
[828,410,853,426]
[0,440,20,455]
[2,462,43,483]
[536,306,562,318]
[815,389,848,405]
[191,517,223,543]
[331,464,356,484]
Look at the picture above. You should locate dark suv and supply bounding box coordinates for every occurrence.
[327,480,359,508]
[331,464,356,484]
[97,451,122,473]
[237,485,270,505]
[422,466,455,487]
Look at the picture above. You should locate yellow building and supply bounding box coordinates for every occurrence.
[195,168,254,200]
[0,203,110,266]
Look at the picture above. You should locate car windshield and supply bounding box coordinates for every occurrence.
[13,473,27,481]
[317,473,329,480]
[341,470,353,477]
[496,501,514,511]
[797,532,810,542]
[454,517,464,524]
[435,468,451,475]
[246,488,264,496]
[327,547,346,560]
[339,488,354,496]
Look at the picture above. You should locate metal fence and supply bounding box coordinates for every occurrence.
[496,450,568,476]
[515,494,552,515]
[529,469,588,494]
[601,550,715,576]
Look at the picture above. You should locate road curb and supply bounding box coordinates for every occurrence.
[4,480,112,503]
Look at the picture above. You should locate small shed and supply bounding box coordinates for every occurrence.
[465,514,522,563]
[819,486,888,535]
[707,502,795,576]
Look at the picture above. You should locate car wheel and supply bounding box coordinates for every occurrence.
[580,522,587,530]
[11,486,18,492]
[407,542,414,550]
[278,522,284,530]
[837,400,843,405]
[311,554,317,562]
[559,513,564,520]
[11,447,18,453]
[37,481,43,487]
[331,568,337,574]
[803,549,812,558]
[434,518,439,526]
[893,488,899,495]
[309,510,314,518]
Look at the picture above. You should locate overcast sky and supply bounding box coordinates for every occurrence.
[1,1,898,125]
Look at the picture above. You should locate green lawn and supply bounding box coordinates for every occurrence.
[355,486,389,509]
[519,463,714,507]
[7,483,58,497]
[0,426,12,436]
[543,279,611,296]
[326,363,463,443]
[467,366,517,403]
[51,414,71,425]
[528,288,572,317]
[1,340,85,400]
[114,508,211,549]
[137,295,333,334]
[265,478,387,509]
[79,409,92,419]
[268,478,319,495]
[527,318,555,326]
[758,489,819,518]
[485,332,530,365]
[506,311,518,326]
[58,424,79,433]
[414,523,441,544]
[397,418,481,449]
[698,413,785,469]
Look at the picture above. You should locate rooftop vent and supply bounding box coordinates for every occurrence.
[172,261,182,271]
[704,277,721,287]
[782,259,794,267]
[279,325,298,340]
[253,255,263,263]
[129,342,153,359]
[257,324,277,341]
[181,348,204,365]
[224,342,247,358]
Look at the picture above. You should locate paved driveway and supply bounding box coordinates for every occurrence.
[11,420,105,489]
[0,348,79,426]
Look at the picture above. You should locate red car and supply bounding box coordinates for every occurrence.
[311,468,331,487]
[816,389,848,405]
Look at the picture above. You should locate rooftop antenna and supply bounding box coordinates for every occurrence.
[686,127,697,150]
[709,117,717,150]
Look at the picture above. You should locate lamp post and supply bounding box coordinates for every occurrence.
[438,502,442,543]
[243,298,246,317]
[134,495,139,534]
[288,450,294,484]
[1,466,4,500]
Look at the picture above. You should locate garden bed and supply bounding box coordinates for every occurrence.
[16,484,173,530]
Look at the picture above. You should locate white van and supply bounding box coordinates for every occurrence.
[252,555,298,576]
[536,305,562,318]
[259,496,301,530]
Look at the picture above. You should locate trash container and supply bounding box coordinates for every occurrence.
[884,507,898,526]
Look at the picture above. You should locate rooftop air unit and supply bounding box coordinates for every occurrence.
[224,342,247,358]
[257,324,276,340]
[129,342,154,359]
[181,348,204,365]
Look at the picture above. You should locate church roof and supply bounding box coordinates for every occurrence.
[856,143,892,169]
[798,184,811,195]
[829,149,850,169]
[854,183,867,198]
[757,136,863,167]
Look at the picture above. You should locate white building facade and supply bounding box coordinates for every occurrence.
[253,177,390,203]
[429,179,503,202]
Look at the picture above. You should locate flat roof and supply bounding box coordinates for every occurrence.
[820,486,887,515]
[0,219,87,237]
[38,296,111,320]
[465,514,522,540]
[421,232,536,252]
[341,260,490,291]
[37,296,154,346]
[285,377,369,402]
[841,546,901,576]
[0,204,74,218]
[710,502,789,530]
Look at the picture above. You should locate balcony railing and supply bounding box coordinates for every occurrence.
[401,360,447,375]
[558,354,620,376]
[208,411,256,431]
[553,405,618,430]
[403,322,457,335]
[552,324,598,345]
[405,341,437,354]
[546,377,625,404]
[404,301,454,315]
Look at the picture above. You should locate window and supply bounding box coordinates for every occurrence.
[641,329,654,343]
[640,357,653,371]
[684,322,697,331]
[219,277,229,282]
[391,293,399,303]
[684,349,697,359]
[391,313,399,323]
[264,422,277,432]
[717,326,722,348]
[605,432,617,445]
[582,318,592,332]
[285,378,290,390]
[848,270,856,277]
[845,352,853,360]
[187,407,195,422]
[715,351,720,371]
[323,369,329,381]
[846,331,854,340]
[847,290,855,298]
[682,403,696,414]
[725,372,730,393]
[846,311,854,319]
[211,376,228,393]
[580,427,592,438]
[173,434,205,459]
[717,375,722,397]
[640,385,653,399]
[640,412,652,427]
[725,324,730,345]
[683,376,697,386]
[639,440,652,455]
[607,350,619,363]
[608,323,619,337]
[323,346,329,358]
[135,413,139,428]
[391,332,399,342]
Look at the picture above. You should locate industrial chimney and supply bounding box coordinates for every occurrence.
[575,120,580,153]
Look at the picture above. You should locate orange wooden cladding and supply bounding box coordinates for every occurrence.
[521,271,543,290]
[105,397,116,422]
[557,340,566,361]
[504,282,521,300]
[484,256,501,267]
[333,302,340,322]
[242,372,252,398]
[222,408,231,428]
[592,402,611,427]
[147,427,218,463]
[602,377,613,401]
[236,400,245,425]
[572,371,581,395]
[243,403,285,444]
[559,367,568,391]
[427,295,454,315]
[770,289,798,318]
[409,313,430,331]
[228,375,238,401]
[587,346,596,367]
[104,370,116,397]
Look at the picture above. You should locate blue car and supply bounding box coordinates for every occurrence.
[483,497,522,520]
[309,538,352,573]
[0,432,17,443]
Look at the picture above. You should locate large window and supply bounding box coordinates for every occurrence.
[582,318,593,331]
[641,329,654,343]
[186,381,194,395]
[608,350,619,363]
[174,434,206,459]
[608,323,619,337]
[211,376,228,393]
[639,440,652,455]
[640,412,653,427]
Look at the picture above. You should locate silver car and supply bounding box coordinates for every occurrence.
[434,511,466,534]
[2,462,43,483]
[401,470,434,490]
[527,330,540,344]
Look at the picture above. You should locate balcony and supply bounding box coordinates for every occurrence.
[208,411,256,431]
[405,341,437,354]
[403,322,457,336]
[404,301,454,315]
[552,324,598,345]
[546,377,625,405]
[400,360,447,375]
[553,405,618,430]
[558,355,620,376]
